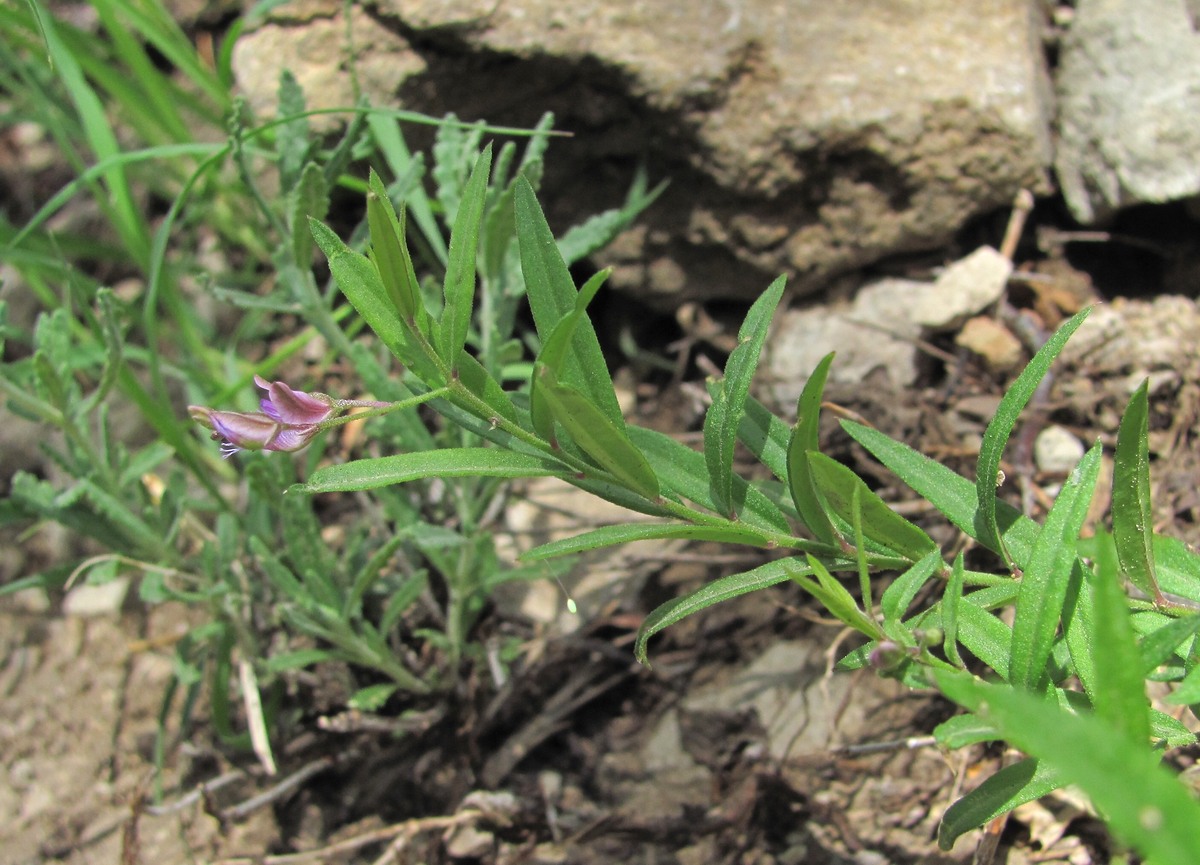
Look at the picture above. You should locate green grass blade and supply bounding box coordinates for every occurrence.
[786,352,837,543]
[28,0,149,266]
[298,449,567,493]
[703,275,786,518]
[1112,379,1163,603]
[935,670,1200,865]
[1008,444,1100,692]
[975,307,1091,563]
[438,144,492,364]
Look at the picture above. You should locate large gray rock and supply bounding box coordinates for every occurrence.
[1055,0,1200,224]
[234,0,1053,301]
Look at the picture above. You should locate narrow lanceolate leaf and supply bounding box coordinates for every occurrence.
[975,307,1091,564]
[1112,379,1162,602]
[629,426,792,536]
[299,449,565,493]
[842,421,1040,568]
[807,452,937,562]
[521,522,777,562]
[538,370,660,500]
[311,218,440,382]
[935,670,1200,865]
[881,549,944,623]
[366,169,422,324]
[1009,443,1101,692]
[515,176,623,425]
[704,275,786,517]
[439,144,493,364]
[786,352,837,544]
[531,269,610,444]
[635,558,806,666]
[942,553,967,667]
[938,758,1065,850]
[1089,529,1151,746]
[796,555,882,638]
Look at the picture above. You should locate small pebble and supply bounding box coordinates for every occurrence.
[1035,425,1086,475]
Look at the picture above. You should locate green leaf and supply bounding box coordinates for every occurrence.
[521,521,776,561]
[311,218,441,383]
[349,683,398,711]
[797,555,881,638]
[452,349,521,425]
[538,371,660,500]
[975,307,1091,564]
[807,452,937,561]
[1088,527,1151,745]
[1138,612,1200,676]
[935,670,1200,865]
[289,160,327,267]
[557,168,667,266]
[738,395,792,483]
[439,144,493,364]
[531,269,610,444]
[842,421,1040,568]
[704,275,786,518]
[298,448,566,493]
[1008,444,1101,692]
[932,712,1000,749]
[635,558,808,666]
[942,552,967,668]
[881,549,944,622]
[366,169,423,326]
[938,758,1064,850]
[629,426,792,536]
[1112,379,1162,602]
[515,176,623,425]
[955,595,1013,680]
[275,70,310,191]
[786,352,837,544]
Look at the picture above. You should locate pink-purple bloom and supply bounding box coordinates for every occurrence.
[190,377,382,457]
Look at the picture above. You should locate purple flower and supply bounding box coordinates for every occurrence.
[189,377,380,458]
[189,406,321,457]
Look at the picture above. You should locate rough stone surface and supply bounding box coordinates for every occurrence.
[1055,0,1200,223]
[233,0,1053,301]
[766,246,1011,400]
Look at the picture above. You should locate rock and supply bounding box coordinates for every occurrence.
[1034,425,1086,475]
[1055,0,1200,223]
[231,1,424,133]
[767,246,1011,400]
[956,315,1024,374]
[62,577,130,617]
[233,0,1052,301]
[684,640,852,759]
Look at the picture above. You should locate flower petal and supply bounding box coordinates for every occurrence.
[206,410,282,452]
[254,376,335,425]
